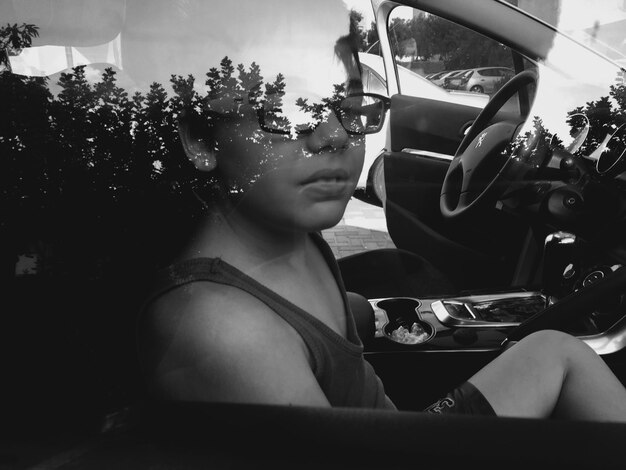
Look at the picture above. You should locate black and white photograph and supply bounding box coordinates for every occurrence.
[3,1,626,468]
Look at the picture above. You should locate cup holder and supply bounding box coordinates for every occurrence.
[376,298,434,346]
[383,317,434,345]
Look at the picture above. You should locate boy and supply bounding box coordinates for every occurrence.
[137,0,626,420]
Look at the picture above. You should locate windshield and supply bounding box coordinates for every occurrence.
[513,0,626,62]
[500,1,626,158]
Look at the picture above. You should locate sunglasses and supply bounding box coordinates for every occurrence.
[257,92,390,136]
[207,92,390,137]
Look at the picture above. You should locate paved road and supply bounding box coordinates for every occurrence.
[322,198,396,259]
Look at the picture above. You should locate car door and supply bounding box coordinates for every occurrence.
[374,3,526,290]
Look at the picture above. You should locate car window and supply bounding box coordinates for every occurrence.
[1,0,389,427]
[388,6,515,96]
[4,0,626,464]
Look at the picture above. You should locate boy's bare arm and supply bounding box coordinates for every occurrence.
[141,282,331,407]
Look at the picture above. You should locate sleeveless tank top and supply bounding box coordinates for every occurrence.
[140,233,395,409]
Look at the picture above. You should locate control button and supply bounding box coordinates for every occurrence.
[563,263,576,279]
[563,193,581,208]
[582,270,605,287]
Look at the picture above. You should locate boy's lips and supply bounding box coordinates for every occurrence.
[300,168,350,185]
[300,168,352,200]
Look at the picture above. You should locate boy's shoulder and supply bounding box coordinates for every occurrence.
[142,280,307,357]
[140,277,326,405]
[148,280,277,331]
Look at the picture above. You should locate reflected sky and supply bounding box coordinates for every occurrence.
[3,0,354,101]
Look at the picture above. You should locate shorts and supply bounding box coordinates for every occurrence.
[423,381,496,416]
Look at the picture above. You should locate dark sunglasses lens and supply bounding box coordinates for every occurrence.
[257,94,386,135]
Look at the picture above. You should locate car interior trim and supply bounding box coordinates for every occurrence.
[580,316,626,356]
[401,148,454,161]
[430,291,544,328]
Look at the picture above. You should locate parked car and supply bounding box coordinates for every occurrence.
[4,0,626,468]
[443,68,473,90]
[448,66,515,93]
[361,55,488,108]
[441,69,469,89]
[429,69,464,87]
[425,70,447,81]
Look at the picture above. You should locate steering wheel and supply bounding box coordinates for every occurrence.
[440,70,538,220]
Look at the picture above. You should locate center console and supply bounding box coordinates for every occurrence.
[368,291,545,352]
[364,232,626,355]
[366,287,626,355]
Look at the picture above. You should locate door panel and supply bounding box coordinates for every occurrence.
[382,150,509,290]
[382,95,526,290]
[390,94,480,155]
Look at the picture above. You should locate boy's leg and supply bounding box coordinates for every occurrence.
[468,330,626,421]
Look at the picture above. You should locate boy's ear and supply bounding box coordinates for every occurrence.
[178,110,217,172]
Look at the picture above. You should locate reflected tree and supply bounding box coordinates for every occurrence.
[0,23,39,71]
[563,85,626,157]
[1,49,308,279]
[1,24,51,279]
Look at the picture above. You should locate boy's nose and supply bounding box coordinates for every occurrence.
[305,112,349,153]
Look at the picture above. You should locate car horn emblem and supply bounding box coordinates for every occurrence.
[476,131,488,148]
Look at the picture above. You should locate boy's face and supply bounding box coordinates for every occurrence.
[162,0,386,232]
[199,26,371,231]
[212,96,367,232]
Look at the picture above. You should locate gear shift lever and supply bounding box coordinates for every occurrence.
[541,231,579,305]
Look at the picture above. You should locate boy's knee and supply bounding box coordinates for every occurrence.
[521,329,591,359]
[525,329,572,344]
